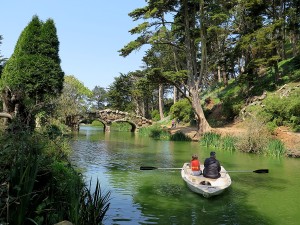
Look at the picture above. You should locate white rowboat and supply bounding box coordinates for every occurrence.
[181,162,232,198]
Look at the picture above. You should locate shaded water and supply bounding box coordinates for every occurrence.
[70,126,300,225]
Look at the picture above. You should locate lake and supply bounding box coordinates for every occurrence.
[70,126,300,225]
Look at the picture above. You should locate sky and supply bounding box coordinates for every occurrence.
[0,1,148,90]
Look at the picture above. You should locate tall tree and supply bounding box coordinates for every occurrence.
[0,15,64,128]
[0,35,6,76]
[120,0,213,135]
[91,86,107,110]
[107,73,135,112]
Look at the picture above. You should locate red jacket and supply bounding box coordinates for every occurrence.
[191,159,200,171]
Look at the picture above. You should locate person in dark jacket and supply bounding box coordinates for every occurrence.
[203,151,221,179]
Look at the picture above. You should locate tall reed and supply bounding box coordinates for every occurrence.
[265,139,286,157]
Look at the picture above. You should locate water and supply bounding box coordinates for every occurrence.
[70,126,300,225]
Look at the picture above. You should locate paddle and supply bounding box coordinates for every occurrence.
[140,166,269,173]
[224,169,269,173]
[140,166,182,170]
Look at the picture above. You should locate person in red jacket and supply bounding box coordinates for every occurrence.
[190,154,201,176]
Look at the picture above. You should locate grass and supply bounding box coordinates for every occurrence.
[200,132,236,151]
[265,139,286,157]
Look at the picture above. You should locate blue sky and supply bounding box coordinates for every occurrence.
[0,1,148,89]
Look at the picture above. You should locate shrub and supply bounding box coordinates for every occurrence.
[169,99,194,123]
[149,127,170,140]
[235,118,271,154]
[151,109,160,121]
[139,125,170,140]
[170,131,192,141]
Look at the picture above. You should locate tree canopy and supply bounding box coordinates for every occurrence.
[0,15,64,127]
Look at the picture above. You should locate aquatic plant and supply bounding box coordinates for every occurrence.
[200,132,221,147]
[265,139,286,157]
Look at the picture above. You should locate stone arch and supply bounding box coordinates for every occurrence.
[113,119,138,132]
[73,109,152,132]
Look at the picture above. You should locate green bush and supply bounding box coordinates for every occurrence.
[151,109,161,121]
[149,128,170,140]
[170,131,192,141]
[139,125,170,140]
[0,125,110,224]
[169,99,194,123]
[263,88,300,129]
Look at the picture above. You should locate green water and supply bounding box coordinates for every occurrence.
[70,126,300,225]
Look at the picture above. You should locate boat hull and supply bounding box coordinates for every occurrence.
[181,163,231,198]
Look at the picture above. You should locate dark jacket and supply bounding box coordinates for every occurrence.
[203,157,221,179]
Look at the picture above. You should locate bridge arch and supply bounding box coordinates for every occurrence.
[76,109,152,132]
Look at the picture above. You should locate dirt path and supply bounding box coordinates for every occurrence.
[168,123,300,158]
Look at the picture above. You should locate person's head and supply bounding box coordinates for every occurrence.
[210,151,216,158]
[192,154,198,160]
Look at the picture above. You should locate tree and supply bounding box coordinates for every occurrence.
[0,34,6,76]
[55,75,91,124]
[0,15,64,128]
[120,0,213,135]
[107,73,135,112]
[90,86,107,110]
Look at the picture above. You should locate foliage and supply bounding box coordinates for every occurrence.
[263,87,300,130]
[151,109,160,121]
[138,125,170,140]
[235,118,271,154]
[111,122,132,132]
[265,139,286,157]
[169,99,194,123]
[170,131,191,141]
[55,75,92,122]
[90,86,107,110]
[0,15,64,126]
[200,132,236,151]
[0,124,110,224]
[107,73,135,112]
[76,179,111,225]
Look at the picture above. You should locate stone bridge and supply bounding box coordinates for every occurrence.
[77,109,152,132]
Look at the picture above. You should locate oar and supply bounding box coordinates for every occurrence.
[140,166,182,170]
[140,167,268,173]
[223,169,269,173]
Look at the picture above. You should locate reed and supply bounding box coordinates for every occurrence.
[78,179,111,225]
[200,132,221,147]
[266,139,286,157]
[220,136,236,151]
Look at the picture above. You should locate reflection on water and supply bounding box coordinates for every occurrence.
[70,126,300,225]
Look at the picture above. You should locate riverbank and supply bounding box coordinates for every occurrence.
[168,122,300,158]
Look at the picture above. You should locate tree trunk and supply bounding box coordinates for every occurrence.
[182,0,211,136]
[190,88,211,136]
[158,84,164,120]
[217,66,221,83]
[173,86,178,104]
